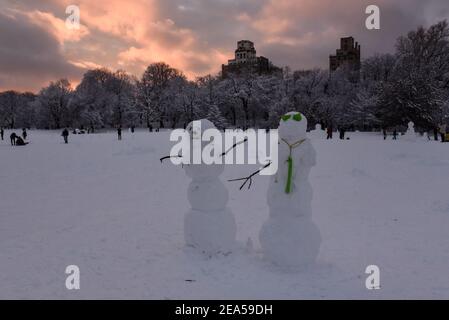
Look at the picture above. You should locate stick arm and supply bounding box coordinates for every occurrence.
[228,162,271,190]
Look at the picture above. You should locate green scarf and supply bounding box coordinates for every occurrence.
[281,138,306,194]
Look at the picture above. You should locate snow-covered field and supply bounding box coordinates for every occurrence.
[1,129,449,299]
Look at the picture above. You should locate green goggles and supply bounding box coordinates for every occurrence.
[281,113,302,122]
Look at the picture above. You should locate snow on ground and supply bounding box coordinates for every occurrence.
[0,129,449,299]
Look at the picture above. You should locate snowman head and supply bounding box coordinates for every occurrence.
[184,119,224,179]
[186,119,216,142]
[278,111,308,143]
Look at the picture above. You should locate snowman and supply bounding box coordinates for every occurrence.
[309,123,325,139]
[181,119,237,255]
[260,112,321,267]
[403,121,417,142]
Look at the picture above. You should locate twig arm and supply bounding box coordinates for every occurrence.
[228,162,271,190]
[160,155,182,163]
[220,138,248,157]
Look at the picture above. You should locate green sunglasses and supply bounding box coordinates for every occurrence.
[281,113,302,122]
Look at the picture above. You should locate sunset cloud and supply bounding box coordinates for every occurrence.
[0,9,84,92]
[20,9,90,44]
[0,0,448,92]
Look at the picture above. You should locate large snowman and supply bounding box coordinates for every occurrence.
[259,111,321,268]
[183,119,237,255]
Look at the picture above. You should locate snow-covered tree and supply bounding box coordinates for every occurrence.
[136,62,183,129]
[347,87,380,129]
[70,68,116,128]
[196,75,222,120]
[291,69,327,126]
[361,54,396,83]
[0,91,35,128]
[34,79,73,129]
[206,104,228,129]
[107,70,136,127]
[321,67,357,128]
[376,20,449,129]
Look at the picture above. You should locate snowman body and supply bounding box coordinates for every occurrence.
[183,119,236,255]
[267,140,315,217]
[259,112,321,267]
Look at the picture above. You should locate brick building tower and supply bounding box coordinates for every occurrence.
[329,37,361,72]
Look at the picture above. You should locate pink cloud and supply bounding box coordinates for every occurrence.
[3,8,90,44]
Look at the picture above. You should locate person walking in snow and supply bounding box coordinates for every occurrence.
[439,123,447,143]
[22,128,27,140]
[0,127,4,141]
[383,128,387,140]
[326,125,333,139]
[117,126,122,140]
[433,127,439,141]
[62,128,69,144]
[392,128,398,140]
[339,126,346,140]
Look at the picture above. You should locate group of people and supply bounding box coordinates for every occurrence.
[319,123,449,142]
[59,126,126,144]
[2,123,448,147]
[383,128,399,140]
[381,125,449,141]
[324,125,348,140]
[3,128,29,146]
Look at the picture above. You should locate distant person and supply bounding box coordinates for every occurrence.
[339,127,346,140]
[383,128,387,140]
[326,125,333,139]
[392,129,398,140]
[433,127,439,141]
[117,127,122,140]
[15,136,28,146]
[439,123,447,143]
[62,128,69,144]
[22,128,27,140]
[131,125,135,133]
[10,132,17,145]
[0,127,4,141]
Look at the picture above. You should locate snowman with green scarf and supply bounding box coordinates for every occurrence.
[259,111,321,268]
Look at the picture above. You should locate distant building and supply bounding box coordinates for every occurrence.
[329,37,361,72]
[222,40,281,78]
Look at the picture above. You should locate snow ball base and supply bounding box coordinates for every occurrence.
[259,216,321,268]
[184,208,237,255]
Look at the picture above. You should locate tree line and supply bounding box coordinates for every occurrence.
[1,21,449,132]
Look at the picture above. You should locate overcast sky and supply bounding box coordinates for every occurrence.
[0,0,448,92]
